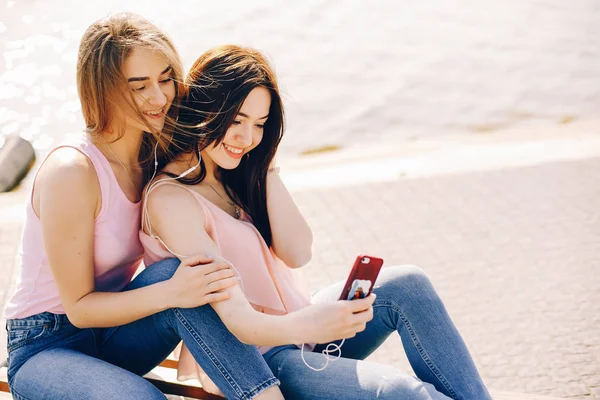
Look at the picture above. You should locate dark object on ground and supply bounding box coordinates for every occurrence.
[0,136,36,192]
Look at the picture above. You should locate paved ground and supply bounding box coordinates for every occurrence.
[1,128,599,399]
[293,157,600,399]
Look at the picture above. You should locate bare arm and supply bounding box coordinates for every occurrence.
[38,148,231,329]
[147,184,373,346]
[266,168,313,268]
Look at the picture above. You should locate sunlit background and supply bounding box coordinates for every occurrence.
[2,2,600,398]
[1,0,599,156]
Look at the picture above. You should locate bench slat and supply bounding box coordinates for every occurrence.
[159,358,180,370]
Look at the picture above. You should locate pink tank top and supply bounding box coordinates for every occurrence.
[140,180,312,381]
[4,137,144,319]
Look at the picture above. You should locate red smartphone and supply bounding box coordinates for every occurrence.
[339,255,384,301]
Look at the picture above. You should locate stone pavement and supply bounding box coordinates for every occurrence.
[1,129,599,399]
[290,155,600,399]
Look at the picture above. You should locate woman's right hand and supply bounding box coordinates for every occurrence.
[291,295,376,344]
[166,254,239,309]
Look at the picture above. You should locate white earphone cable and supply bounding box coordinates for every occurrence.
[301,339,345,372]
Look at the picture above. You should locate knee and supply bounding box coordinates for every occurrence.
[135,258,180,286]
[375,265,440,305]
[376,265,437,298]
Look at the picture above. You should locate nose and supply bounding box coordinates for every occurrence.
[235,123,253,146]
[146,83,167,108]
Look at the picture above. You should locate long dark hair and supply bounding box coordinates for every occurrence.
[167,45,284,247]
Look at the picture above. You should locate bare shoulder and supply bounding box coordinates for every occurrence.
[145,181,206,224]
[34,147,100,216]
[38,147,97,187]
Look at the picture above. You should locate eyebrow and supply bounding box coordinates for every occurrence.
[127,65,172,83]
[238,112,269,120]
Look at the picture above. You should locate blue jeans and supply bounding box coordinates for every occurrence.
[5,258,278,400]
[262,266,492,400]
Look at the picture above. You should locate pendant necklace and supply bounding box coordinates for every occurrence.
[206,184,241,219]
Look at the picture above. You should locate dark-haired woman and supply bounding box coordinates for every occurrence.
[142,44,493,400]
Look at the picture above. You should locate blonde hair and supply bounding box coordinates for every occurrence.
[76,12,184,181]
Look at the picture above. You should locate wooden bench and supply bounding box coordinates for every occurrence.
[0,358,566,399]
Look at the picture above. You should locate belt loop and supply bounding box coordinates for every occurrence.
[53,313,61,332]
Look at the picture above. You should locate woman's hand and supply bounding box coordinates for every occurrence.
[291,295,376,344]
[165,254,238,309]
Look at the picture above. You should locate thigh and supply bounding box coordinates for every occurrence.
[9,347,166,400]
[98,312,180,376]
[6,312,95,383]
[263,347,450,400]
[98,258,182,375]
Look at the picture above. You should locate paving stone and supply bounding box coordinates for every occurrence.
[1,155,599,398]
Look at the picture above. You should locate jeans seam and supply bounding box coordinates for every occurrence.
[173,308,245,399]
[242,377,280,400]
[374,301,459,398]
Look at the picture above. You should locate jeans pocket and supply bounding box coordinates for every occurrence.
[7,325,49,353]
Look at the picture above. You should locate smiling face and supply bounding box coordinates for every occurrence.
[203,87,271,170]
[120,47,176,134]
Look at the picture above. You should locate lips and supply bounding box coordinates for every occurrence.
[223,143,245,159]
[143,107,165,119]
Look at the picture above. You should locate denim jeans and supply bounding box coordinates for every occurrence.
[5,258,278,400]
[262,266,493,400]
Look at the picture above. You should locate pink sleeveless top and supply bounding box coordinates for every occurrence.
[140,180,312,381]
[4,137,144,319]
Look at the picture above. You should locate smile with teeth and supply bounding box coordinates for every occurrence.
[143,107,164,117]
[223,144,245,154]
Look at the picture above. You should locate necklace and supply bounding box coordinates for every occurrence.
[206,183,241,219]
[101,137,137,191]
